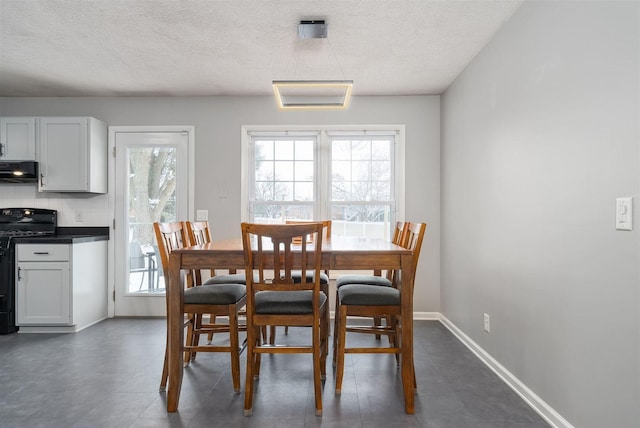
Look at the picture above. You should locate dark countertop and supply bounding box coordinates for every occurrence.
[13,226,110,245]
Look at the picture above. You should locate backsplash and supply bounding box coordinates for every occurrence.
[0,183,110,226]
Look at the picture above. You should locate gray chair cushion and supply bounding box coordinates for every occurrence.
[255,290,327,314]
[291,270,329,284]
[338,284,400,306]
[204,273,247,285]
[184,284,246,305]
[336,274,392,288]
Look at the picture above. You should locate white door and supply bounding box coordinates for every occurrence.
[112,128,193,316]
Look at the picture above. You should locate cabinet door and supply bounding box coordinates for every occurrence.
[16,262,71,325]
[0,117,36,160]
[38,117,88,191]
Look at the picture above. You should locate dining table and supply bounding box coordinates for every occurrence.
[166,235,416,414]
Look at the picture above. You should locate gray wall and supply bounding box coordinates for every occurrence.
[0,95,441,313]
[441,1,639,427]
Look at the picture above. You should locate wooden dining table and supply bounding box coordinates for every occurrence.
[166,236,416,414]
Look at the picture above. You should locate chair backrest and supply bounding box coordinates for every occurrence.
[392,221,406,245]
[402,222,426,273]
[382,221,407,283]
[186,220,211,246]
[153,221,192,287]
[185,220,216,282]
[241,222,324,314]
[285,219,332,242]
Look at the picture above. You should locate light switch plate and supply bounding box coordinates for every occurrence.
[616,197,632,231]
[196,210,208,221]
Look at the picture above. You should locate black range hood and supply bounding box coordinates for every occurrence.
[0,161,38,183]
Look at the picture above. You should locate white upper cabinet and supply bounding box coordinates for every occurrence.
[38,117,107,193]
[0,117,37,160]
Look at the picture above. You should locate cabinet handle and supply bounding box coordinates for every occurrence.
[33,252,50,255]
[17,267,22,281]
[40,173,44,187]
[0,142,4,156]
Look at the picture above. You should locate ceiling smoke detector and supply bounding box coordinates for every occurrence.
[298,20,327,39]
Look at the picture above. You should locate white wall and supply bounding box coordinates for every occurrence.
[0,95,441,313]
[441,1,639,427]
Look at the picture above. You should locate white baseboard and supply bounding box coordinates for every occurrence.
[439,315,574,428]
[17,317,107,333]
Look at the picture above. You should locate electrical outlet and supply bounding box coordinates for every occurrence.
[75,211,84,223]
[483,313,490,333]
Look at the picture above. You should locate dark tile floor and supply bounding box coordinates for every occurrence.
[0,319,550,428]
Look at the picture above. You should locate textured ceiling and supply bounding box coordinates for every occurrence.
[0,0,524,97]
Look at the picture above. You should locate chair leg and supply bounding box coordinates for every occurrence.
[269,325,276,345]
[207,314,217,344]
[254,345,262,379]
[244,325,259,416]
[159,335,169,391]
[373,315,382,340]
[332,289,340,366]
[319,306,328,380]
[335,305,348,395]
[136,271,145,291]
[229,307,241,394]
[389,315,400,366]
[184,315,198,364]
[312,316,323,416]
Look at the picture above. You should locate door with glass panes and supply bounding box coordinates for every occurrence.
[113,129,190,316]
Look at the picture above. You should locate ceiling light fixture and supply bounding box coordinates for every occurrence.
[273,80,353,110]
[273,20,353,110]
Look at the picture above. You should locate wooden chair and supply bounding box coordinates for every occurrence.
[186,220,247,285]
[333,221,426,398]
[241,222,329,416]
[276,219,332,342]
[154,221,247,393]
[333,221,406,344]
[184,220,249,356]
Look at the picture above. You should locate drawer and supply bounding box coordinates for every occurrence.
[17,244,70,262]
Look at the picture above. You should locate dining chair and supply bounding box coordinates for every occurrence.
[154,221,247,393]
[184,220,249,359]
[186,220,247,285]
[333,221,426,398]
[241,222,329,416]
[332,221,406,345]
[275,219,331,343]
[334,221,405,288]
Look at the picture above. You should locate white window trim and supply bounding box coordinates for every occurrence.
[240,124,405,225]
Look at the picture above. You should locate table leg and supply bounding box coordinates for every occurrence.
[167,253,183,412]
[400,253,415,414]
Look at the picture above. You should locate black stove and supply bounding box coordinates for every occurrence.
[0,208,57,334]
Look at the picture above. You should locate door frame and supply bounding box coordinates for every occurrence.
[107,125,195,318]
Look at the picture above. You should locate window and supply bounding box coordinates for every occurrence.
[242,126,404,240]
[251,134,318,223]
[329,134,394,239]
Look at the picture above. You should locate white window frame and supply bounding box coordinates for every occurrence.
[241,125,405,233]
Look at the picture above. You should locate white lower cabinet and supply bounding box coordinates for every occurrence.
[17,260,71,325]
[16,241,107,333]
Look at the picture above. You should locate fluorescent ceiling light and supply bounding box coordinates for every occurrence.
[273,80,353,110]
